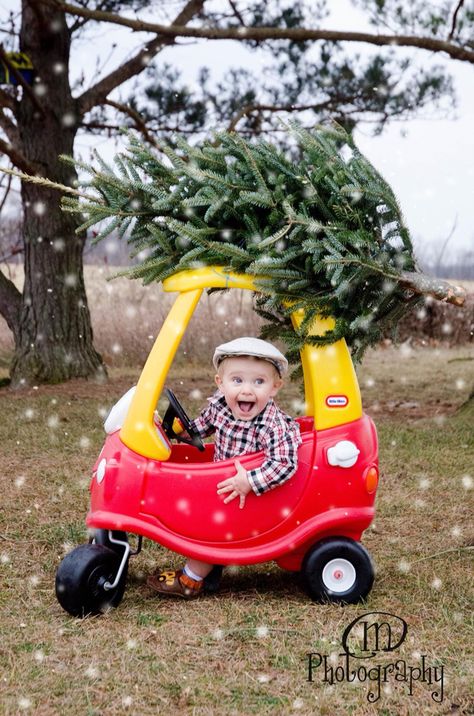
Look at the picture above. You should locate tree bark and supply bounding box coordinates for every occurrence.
[9,0,105,387]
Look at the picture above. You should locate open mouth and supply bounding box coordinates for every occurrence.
[237,401,255,414]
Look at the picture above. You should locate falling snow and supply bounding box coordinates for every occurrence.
[461,475,472,490]
[256,626,269,638]
[33,201,46,216]
[85,665,100,679]
[47,415,59,429]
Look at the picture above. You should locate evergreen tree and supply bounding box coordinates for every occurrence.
[61,123,465,364]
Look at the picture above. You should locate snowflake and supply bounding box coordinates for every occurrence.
[18,698,32,710]
[23,407,35,420]
[292,698,304,710]
[125,306,137,319]
[64,273,77,287]
[455,378,466,390]
[189,389,202,400]
[15,475,26,488]
[34,650,45,663]
[212,628,224,640]
[33,201,46,216]
[176,498,190,514]
[365,377,375,388]
[451,526,462,538]
[418,477,430,490]
[79,436,91,449]
[256,626,269,638]
[461,475,472,490]
[126,639,137,650]
[61,113,76,128]
[431,577,442,590]
[398,559,411,573]
[399,342,412,358]
[257,673,270,683]
[1,553,10,564]
[122,696,133,708]
[85,665,100,679]
[53,239,65,252]
[53,62,65,75]
[47,415,59,429]
[29,575,40,587]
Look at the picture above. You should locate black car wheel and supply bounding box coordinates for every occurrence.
[56,543,128,617]
[302,537,374,604]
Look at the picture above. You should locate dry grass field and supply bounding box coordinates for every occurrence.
[0,339,473,715]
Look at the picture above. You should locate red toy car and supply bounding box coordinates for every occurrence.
[56,267,379,616]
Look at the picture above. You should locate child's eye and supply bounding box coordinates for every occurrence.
[255,378,265,385]
[232,377,242,384]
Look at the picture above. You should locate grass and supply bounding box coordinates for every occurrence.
[0,345,473,715]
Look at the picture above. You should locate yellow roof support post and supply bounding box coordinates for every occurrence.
[291,310,362,430]
[120,288,202,460]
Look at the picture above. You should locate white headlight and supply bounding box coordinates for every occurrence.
[327,440,360,468]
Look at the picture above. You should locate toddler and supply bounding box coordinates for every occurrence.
[147,337,302,599]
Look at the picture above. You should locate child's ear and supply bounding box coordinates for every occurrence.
[270,378,283,396]
[215,373,222,389]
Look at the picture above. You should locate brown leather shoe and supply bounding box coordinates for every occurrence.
[147,569,203,599]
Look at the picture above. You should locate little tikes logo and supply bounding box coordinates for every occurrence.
[326,394,348,407]
[306,612,445,704]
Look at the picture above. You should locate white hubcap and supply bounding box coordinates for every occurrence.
[322,558,356,593]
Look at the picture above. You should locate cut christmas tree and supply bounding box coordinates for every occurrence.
[27,124,471,361]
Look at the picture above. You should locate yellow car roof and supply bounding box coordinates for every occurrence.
[120,267,362,461]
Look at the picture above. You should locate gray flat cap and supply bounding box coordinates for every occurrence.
[213,337,288,376]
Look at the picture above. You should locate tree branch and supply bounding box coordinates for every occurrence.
[0,138,40,175]
[227,98,353,131]
[0,88,15,112]
[46,1,474,64]
[0,109,20,146]
[449,0,466,41]
[0,269,22,340]
[76,0,206,117]
[102,99,161,147]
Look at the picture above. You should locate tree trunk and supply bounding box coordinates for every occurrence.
[9,0,105,387]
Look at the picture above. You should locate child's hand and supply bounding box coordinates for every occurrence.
[217,460,252,509]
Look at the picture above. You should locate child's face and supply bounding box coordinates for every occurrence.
[215,356,283,421]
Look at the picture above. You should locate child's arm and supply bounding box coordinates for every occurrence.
[188,400,217,439]
[246,422,301,495]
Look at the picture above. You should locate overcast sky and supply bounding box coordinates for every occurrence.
[3,0,473,258]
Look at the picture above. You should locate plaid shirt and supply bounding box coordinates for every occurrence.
[190,393,302,495]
